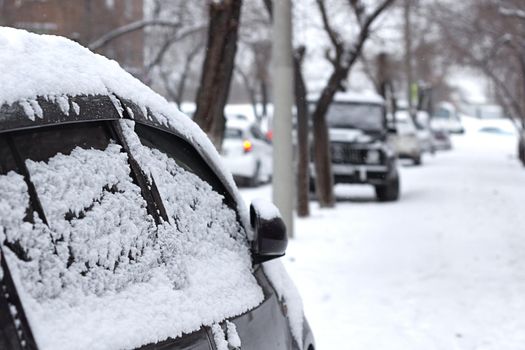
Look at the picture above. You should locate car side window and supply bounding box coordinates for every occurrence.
[120,120,247,237]
[0,120,264,350]
[0,122,158,295]
[130,121,238,210]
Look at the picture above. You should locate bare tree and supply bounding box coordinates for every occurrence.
[431,0,525,127]
[160,42,204,108]
[310,0,396,207]
[193,0,243,150]
[88,19,181,51]
[236,1,272,120]
[143,1,208,100]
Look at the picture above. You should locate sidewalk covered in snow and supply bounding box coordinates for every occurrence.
[241,116,525,349]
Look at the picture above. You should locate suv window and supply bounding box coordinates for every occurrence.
[326,102,385,132]
[0,120,263,350]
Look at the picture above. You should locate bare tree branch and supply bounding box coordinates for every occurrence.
[362,0,397,31]
[234,65,260,120]
[144,24,207,77]
[349,0,366,27]
[349,0,397,60]
[316,0,343,54]
[160,41,204,107]
[88,19,181,50]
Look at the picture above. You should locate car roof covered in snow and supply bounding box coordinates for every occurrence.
[0,27,193,136]
[0,26,251,232]
[308,90,385,105]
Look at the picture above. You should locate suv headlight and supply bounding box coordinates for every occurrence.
[366,150,381,164]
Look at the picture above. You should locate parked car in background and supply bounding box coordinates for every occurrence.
[0,27,314,350]
[309,91,400,201]
[389,110,423,165]
[221,117,273,186]
[431,102,465,134]
[415,111,436,154]
[432,128,453,151]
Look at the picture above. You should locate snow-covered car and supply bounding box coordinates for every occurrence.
[431,102,465,134]
[0,28,314,350]
[389,110,423,165]
[309,91,400,201]
[221,118,272,186]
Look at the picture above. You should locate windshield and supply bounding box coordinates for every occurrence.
[325,102,384,131]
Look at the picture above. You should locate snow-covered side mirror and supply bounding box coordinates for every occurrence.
[250,199,287,264]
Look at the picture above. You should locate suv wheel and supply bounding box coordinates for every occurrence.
[375,172,400,202]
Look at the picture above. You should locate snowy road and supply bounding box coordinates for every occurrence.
[240,117,525,349]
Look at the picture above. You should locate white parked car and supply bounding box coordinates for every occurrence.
[431,102,465,134]
[221,118,273,186]
[389,110,423,165]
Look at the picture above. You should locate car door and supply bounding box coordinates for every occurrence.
[213,267,295,350]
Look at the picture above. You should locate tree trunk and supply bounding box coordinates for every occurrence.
[311,65,349,207]
[260,79,268,118]
[293,47,310,217]
[193,0,242,151]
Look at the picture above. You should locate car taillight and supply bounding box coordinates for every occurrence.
[243,140,253,153]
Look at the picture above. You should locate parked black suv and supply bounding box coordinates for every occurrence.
[310,92,400,201]
[0,28,314,350]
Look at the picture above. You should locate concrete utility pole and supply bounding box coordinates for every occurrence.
[404,0,414,112]
[272,0,294,237]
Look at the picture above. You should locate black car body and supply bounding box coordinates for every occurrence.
[0,28,314,350]
[310,92,400,201]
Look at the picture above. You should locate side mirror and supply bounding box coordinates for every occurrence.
[250,199,287,264]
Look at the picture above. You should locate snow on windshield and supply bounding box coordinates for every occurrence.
[0,138,263,350]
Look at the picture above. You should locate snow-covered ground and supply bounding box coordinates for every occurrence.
[241,116,525,349]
